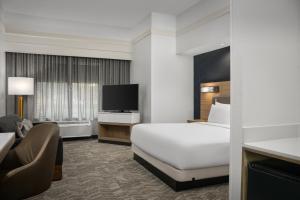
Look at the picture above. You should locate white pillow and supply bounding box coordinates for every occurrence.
[22,119,33,130]
[215,101,230,108]
[208,103,230,125]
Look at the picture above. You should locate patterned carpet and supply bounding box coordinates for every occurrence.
[29,140,228,200]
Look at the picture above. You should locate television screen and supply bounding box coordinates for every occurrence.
[102,84,139,111]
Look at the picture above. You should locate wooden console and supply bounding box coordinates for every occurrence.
[98,122,138,145]
[242,138,300,200]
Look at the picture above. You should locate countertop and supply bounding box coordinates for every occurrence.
[244,137,300,162]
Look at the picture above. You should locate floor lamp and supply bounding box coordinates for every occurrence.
[8,77,34,119]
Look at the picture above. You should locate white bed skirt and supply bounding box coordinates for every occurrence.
[132,144,229,182]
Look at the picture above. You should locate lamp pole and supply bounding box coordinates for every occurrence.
[17,96,24,119]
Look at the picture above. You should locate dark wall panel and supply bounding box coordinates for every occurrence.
[194,47,230,119]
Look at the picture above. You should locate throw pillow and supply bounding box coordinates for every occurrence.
[16,122,25,138]
[16,119,33,138]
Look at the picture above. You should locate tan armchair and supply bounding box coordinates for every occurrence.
[0,123,59,200]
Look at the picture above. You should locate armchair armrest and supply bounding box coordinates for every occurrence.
[0,150,22,171]
[0,159,51,199]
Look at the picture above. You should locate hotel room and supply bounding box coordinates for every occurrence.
[0,0,299,200]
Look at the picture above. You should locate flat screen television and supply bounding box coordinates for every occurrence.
[102,84,139,112]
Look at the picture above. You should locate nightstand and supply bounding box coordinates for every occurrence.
[187,119,207,123]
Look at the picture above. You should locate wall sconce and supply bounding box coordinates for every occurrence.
[201,86,219,93]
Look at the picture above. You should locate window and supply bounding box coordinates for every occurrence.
[6,53,130,121]
[71,82,98,120]
[35,82,69,121]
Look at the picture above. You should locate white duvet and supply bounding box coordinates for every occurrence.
[131,122,230,170]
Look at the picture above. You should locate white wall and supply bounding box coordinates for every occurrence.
[131,13,194,123]
[151,13,193,123]
[131,35,152,122]
[230,0,300,199]
[0,10,5,116]
[151,33,193,123]
[176,0,230,55]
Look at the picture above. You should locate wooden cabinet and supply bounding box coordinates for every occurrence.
[242,139,300,200]
[241,148,270,200]
[98,122,138,145]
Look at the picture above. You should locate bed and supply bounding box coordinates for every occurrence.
[131,97,230,191]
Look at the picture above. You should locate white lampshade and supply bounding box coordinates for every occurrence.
[8,77,34,95]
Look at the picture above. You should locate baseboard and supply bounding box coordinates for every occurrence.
[62,135,98,141]
[98,139,131,146]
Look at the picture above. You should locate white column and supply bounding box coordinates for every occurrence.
[230,0,300,199]
[0,19,5,116]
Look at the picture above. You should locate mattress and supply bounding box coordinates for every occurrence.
[131,122,230,170]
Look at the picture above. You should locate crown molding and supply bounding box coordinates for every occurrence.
[176,6,230,36]
[132,29,151,44]
[3,10,132,31]
[132,29,176,44]
[3,11,132,41]
[4,32,132,60]
[151,29,176,37]
[5,31,131,46]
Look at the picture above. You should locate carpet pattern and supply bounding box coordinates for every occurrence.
[29,140,228,200]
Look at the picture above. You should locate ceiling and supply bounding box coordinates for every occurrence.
[0,0,202,29]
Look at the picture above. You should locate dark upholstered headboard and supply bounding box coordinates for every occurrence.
[212,96,230,105]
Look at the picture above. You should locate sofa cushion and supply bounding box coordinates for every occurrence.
[0,115,21,133]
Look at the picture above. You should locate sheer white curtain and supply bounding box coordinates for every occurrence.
[34,56,70,121]
[6,53,130,121]
[71,82,98,121]
[35,82,69,121]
